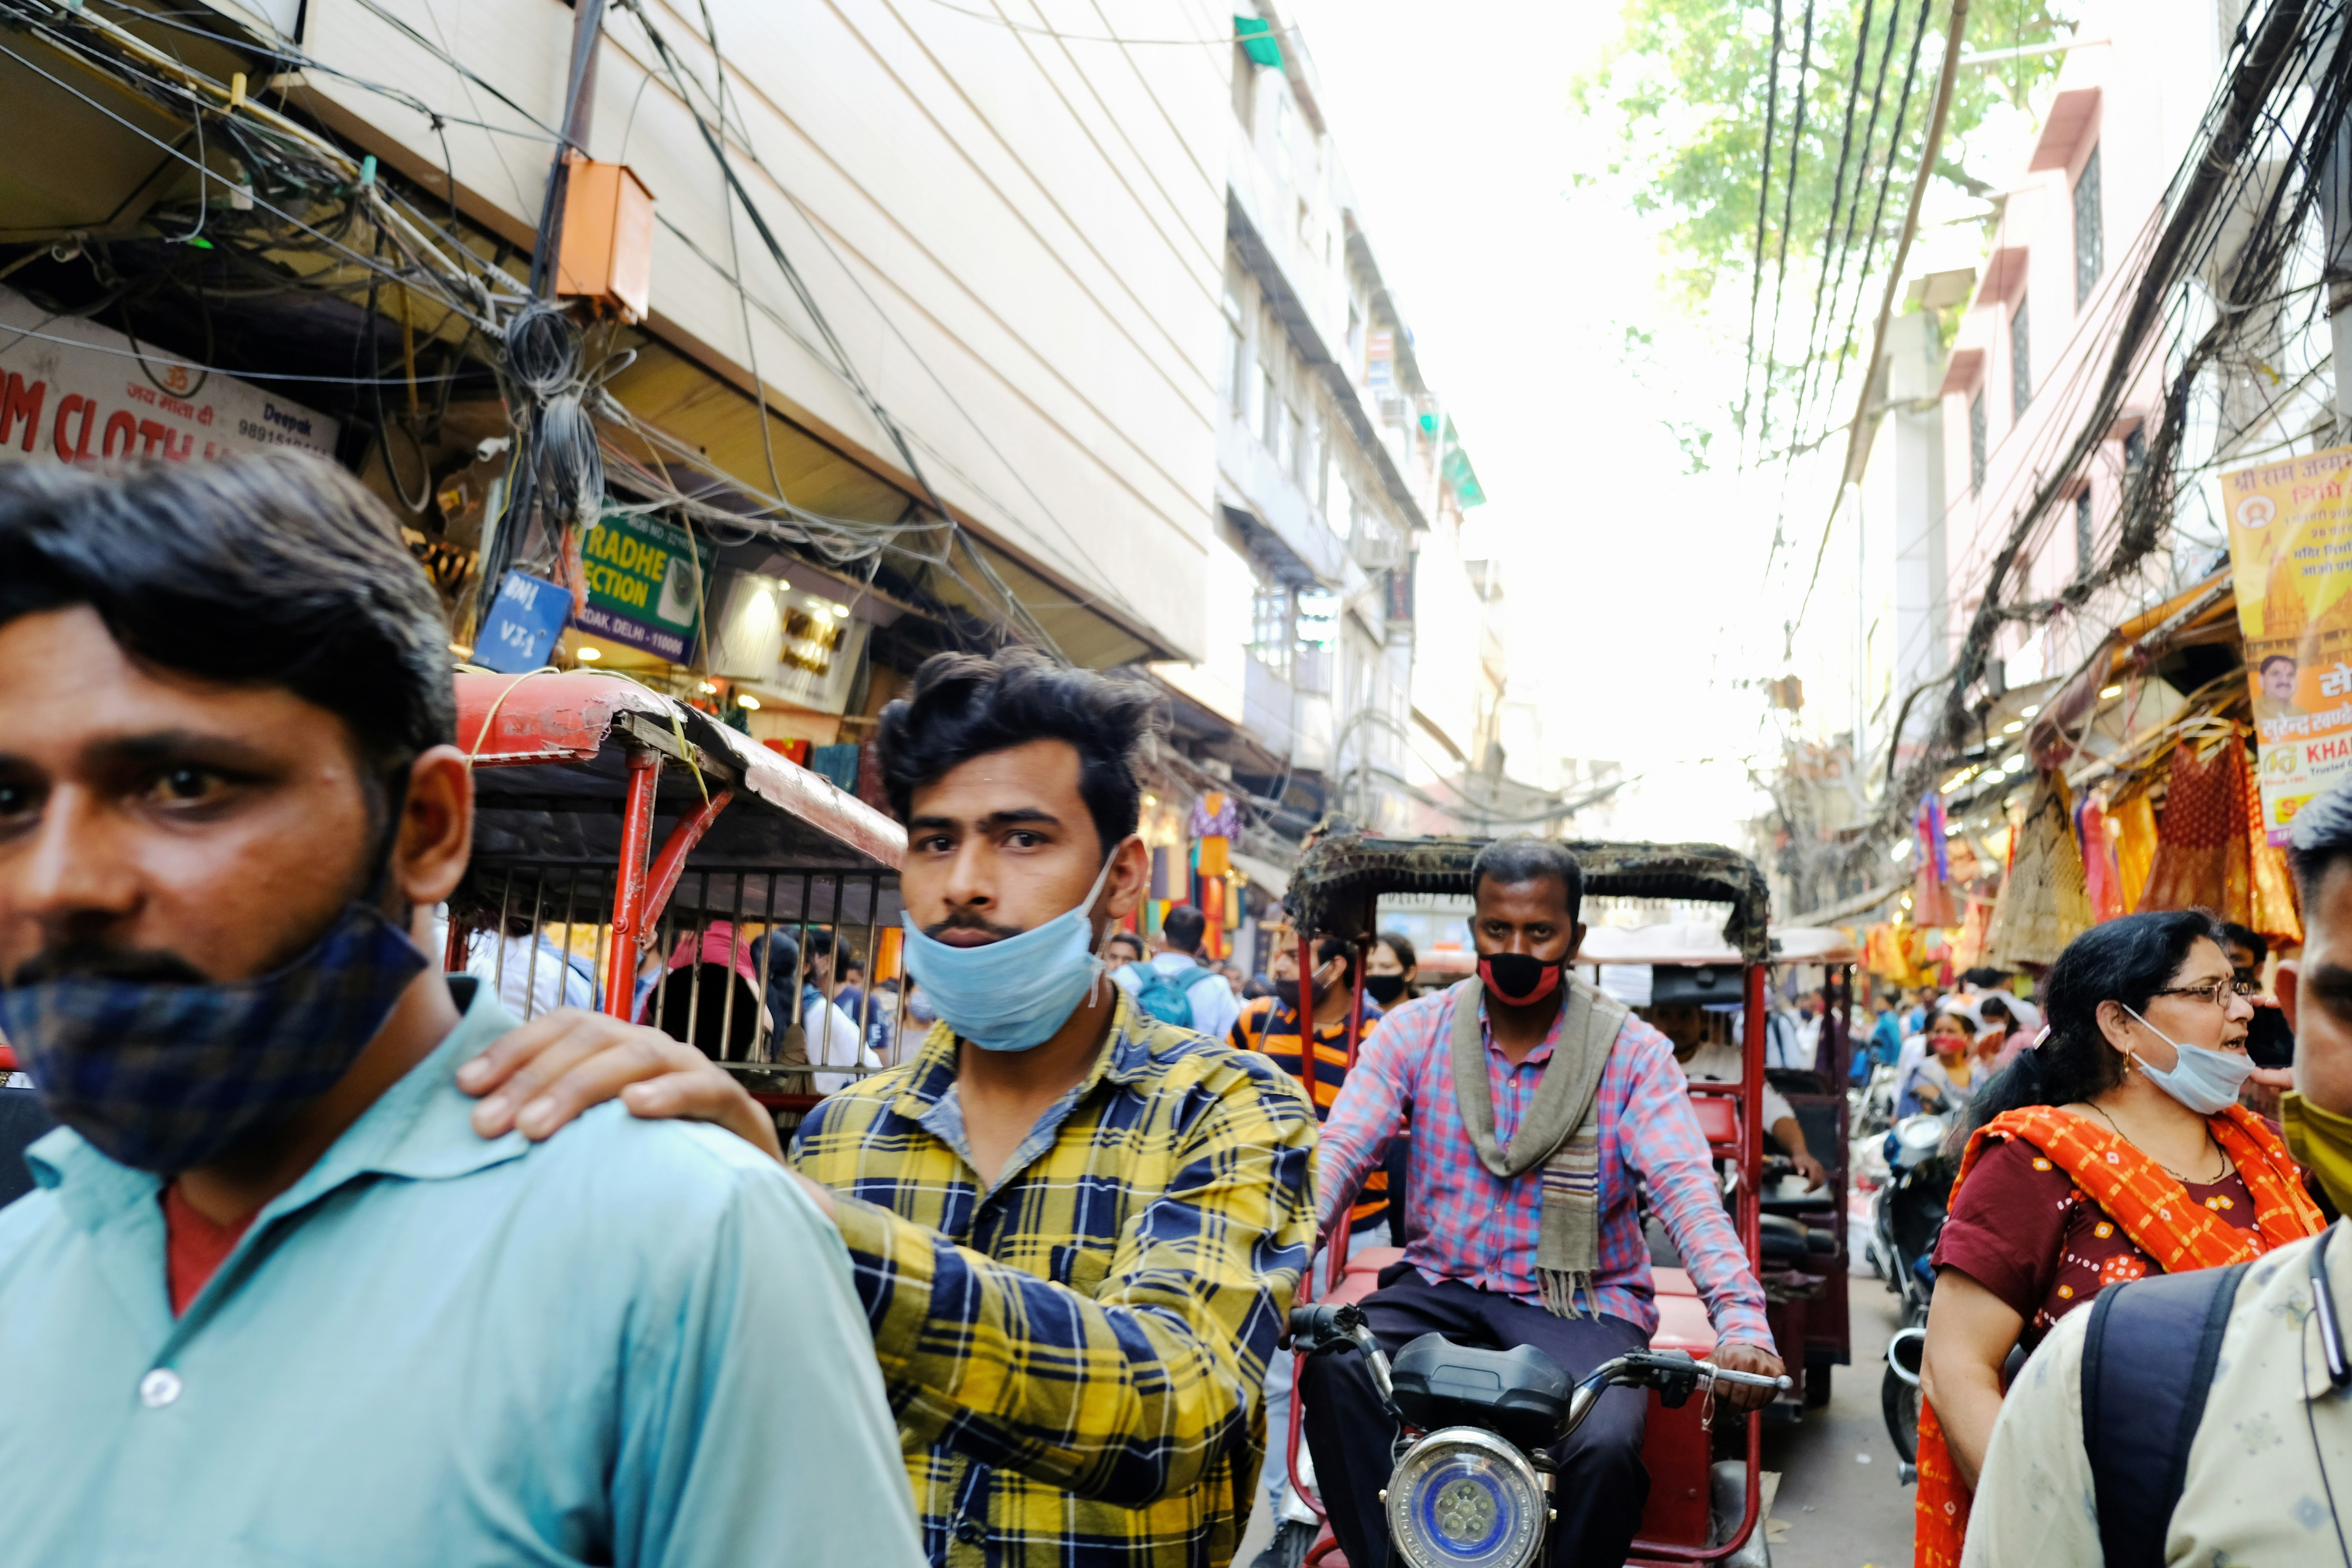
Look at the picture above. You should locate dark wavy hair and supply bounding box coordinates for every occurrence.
[874,648,1161,857]
[0,453,454,794]
[1967,909,2226,1133]
[1376,930,1419,973]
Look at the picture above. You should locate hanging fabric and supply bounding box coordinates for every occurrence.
[1986,776,2095,968]
[2078,793,2127,923]
[2138,737,2251,924]
[2234,739,2303,946]
[1912,795,1959,928]
[2112,790,2159,912]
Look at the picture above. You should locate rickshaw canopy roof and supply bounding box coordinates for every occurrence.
[1577,922,1859,968]
[1287,829,1772,963]
[454,671,904,883]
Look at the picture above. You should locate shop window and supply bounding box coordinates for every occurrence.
[2074,145,2104,309]
[2011,295,2032,419]
[2075,488,2094,576]
[1970,390,1988,495]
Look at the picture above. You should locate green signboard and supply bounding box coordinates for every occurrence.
[573,511,715,663]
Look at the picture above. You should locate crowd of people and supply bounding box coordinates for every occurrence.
[5,452,2352,1568]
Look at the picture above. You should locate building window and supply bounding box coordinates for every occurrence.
[1261,367,1281,453]
[1250,585,1293,677]
[2011,295,2032,419]
[2074,145,2103,309]
[2124,424,2146,473]
[1970,390,1988,494]
[1231,43,1255,135]
[1225,321,1249,420]
[2075,487,2094,576]
[1286,405,1306,486]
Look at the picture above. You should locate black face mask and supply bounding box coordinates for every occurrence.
[1365,973,1409,1005]
[1274,978,1301,1009]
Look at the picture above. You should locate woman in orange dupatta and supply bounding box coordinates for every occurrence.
[1912,912,2323,1568]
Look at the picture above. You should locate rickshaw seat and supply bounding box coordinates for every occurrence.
[1649,1273,1718,1356]
[1689,1095,1738,1147]
[1320,1245,1404,1308]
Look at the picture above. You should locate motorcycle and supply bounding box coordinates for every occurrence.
[1287,1301,1790,1568]
[1873,1110,1953,1477]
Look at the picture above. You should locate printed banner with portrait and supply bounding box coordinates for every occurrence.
[2225,444,2352,843]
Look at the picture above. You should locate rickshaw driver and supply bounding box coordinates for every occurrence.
[462,647,1321,1568]
[1301,839,1781,1568]
[0,454,917,1568]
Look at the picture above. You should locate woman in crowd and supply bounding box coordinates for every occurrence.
[1910,911,2322,1568]
[1896,1002,1979,1117]
[1365,930,1420,1006]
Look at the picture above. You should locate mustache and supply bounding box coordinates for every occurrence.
[921,911,1027,943]
[10,942,213,989]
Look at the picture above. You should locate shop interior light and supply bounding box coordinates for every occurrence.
[2100,685,2123,699]
[830,602,851,618]
[2020,704,2041,718]
[737,693,761,710]
[2002,720,2024,733]
[1891,839,1912,862]
[449,643,472,658]
[577,647,601,661]
[2003,755,2029,774]
[698,681,718,694]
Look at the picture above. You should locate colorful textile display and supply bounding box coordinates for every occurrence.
[2235,740,2303,946]
[1149,845,1191,904]
[1911,796,1959,928]
[1188,792,1239,880]
[2077,793,2127,923]
[1986,778,2093,968]
[1951,896,1995,972]
[2138,737,2251,923]
[2111,790,2158,913]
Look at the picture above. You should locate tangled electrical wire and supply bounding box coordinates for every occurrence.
[1818,0,2352,892]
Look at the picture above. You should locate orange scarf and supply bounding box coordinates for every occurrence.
[1913,1103,2321,1568]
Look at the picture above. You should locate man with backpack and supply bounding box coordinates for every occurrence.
[1111,903,1238,1041]
[1961,782,2352,1566]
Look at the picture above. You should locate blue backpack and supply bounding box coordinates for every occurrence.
[1131,960,1204,1028]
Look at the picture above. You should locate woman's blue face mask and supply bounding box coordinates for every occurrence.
[898,841,1132,1053]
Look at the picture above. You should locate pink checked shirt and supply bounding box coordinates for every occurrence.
[1316,982,1774,1348]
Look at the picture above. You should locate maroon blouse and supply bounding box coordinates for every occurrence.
[1931,1134,2267,1350]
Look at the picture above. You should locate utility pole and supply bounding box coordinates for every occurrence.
[530,0,611,298]
[2324,107,2352,439]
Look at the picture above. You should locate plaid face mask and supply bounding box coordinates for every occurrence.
[0,902,429,1173]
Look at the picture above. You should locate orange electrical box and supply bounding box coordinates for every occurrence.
[556,154,654,323]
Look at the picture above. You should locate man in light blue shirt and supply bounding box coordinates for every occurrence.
[0,454,920,1567]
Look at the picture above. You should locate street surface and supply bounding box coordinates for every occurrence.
[1760,1265,1917,1568]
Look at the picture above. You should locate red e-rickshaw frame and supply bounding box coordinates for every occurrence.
[452,670,905,1109]
[1274,829,1778,1567]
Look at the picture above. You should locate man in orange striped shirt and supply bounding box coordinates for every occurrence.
[1232,926,1388,1567]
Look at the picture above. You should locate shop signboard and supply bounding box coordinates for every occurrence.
[574,510,714,663]
[475,569,570,674]
[0,285,337,466]
[2225,443,2352,842]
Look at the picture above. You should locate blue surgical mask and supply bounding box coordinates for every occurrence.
[899,845,1129,1053]
[2121,1003,2254,1116]
[0,901,429,1173]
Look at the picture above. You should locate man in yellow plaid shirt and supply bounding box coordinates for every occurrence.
[462,649,1318,1566]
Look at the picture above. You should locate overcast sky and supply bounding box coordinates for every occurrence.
[1287,0,1783,842]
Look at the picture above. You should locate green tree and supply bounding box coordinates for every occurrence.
[1577,0,2074,306]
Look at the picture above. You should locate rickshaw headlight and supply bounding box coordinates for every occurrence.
[1386,1427,1547,1568]
[1892,1113,1946,1167]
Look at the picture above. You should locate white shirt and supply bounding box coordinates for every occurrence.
[1731,1008,1810,1071]
[1110,951,1239,1043]
[1963,1223,2352,1566]
[793,987,880,1095]
[464,931,598,1021]
[1676,1041,1796,1129]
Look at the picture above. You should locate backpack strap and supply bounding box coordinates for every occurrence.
[2081,1260,2249,1568]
